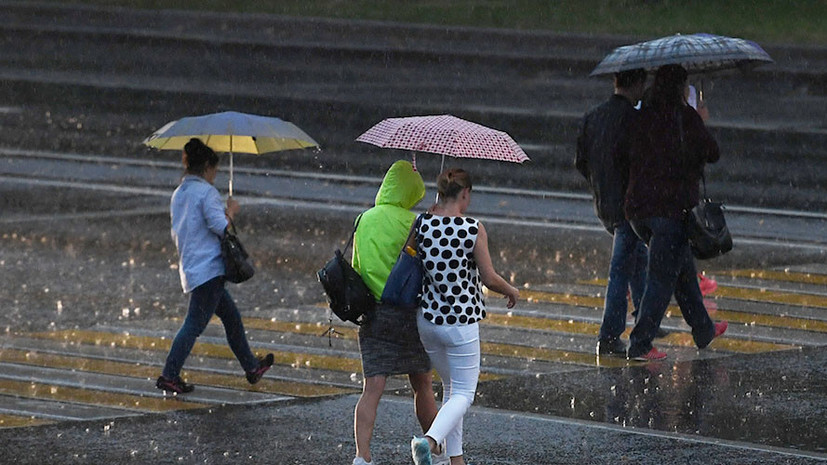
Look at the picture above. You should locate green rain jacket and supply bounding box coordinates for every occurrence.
[352,160,426,301]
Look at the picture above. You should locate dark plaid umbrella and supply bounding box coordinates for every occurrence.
[590,33,773,76]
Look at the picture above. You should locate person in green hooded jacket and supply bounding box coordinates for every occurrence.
[350,160,442,465]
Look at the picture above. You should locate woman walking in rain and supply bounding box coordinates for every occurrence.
[410,168,519,465]
[351,160,441,465]
[156,138,273,393]
[624,65,728,361]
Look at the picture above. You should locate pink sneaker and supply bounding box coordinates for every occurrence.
[630,347,667,361]
[698,274,718,296]
[713,321,728,339]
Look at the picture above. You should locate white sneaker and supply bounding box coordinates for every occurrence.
[353,457,372,465]
[432,451,449,465]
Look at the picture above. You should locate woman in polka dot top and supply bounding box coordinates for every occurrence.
[410,168,519,465]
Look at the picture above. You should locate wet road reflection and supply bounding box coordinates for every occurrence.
[476,347,827,453]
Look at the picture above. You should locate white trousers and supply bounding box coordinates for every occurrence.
[417,312,481,458]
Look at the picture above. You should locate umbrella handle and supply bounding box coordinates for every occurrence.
[229,151,234,196]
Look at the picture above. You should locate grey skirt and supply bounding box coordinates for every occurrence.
[358,303,431,378]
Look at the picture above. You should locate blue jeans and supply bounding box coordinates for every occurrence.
[162,276,259,379]
[627,217,715,358]
[598,221,648,341]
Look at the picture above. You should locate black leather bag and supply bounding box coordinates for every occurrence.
[317,216,374,325]
[221,219,255,283]
[688,176,733,260]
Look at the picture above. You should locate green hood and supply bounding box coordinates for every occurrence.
[352,160,425,300]
[374,160,426,209]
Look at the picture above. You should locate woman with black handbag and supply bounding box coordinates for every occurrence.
[623,65,728,361]
[156,138,273,393]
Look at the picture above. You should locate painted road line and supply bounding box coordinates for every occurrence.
[723,269,827,286]
[0,395,143,421]
[707,286,827,308]
[0,362,281,407]
[0,378,205,412]
[481,342,629,368]
[22,328,499,383]
[643,331,797,353]
[710,309,827,333]
[0,348,352,398]
[494,292,797,352]
[525,286,827,334]
[0,413,53,429]
[240,315,776,367]
[219,316,602,369]
[23,329,365,373]
[584,277,827,309]
[238,317,628,368]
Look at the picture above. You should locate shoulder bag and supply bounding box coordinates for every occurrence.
[688,174,733,260]
[676,110,733,260]
[381,214,424,309]
[316,215,374,325]
[221,218,255,283]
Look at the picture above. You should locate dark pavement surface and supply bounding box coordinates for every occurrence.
[1,3,827,464]
[2,392,826,465]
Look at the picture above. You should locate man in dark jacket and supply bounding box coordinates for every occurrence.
[575,68,647,356]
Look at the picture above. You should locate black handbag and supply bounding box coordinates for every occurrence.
[381,214,424,309]
[221,219,255,283]
[316,215,375,325]
[688,175,733,260]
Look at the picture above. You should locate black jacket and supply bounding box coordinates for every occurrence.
[625,103,719,221]
[575,94,637,232]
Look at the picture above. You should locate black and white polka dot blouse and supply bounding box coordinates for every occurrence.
[416,214,486,326]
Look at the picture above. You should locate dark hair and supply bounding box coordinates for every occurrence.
[184,138,219,175]
[436,168,472,199]
[614,68,646,88]
[646,64,688,109]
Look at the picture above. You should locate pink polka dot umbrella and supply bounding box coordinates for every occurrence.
[356,114,529,172]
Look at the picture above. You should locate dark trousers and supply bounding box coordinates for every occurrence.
[162,276,258,379]
[599,221,648,341]
[627,217,714,358]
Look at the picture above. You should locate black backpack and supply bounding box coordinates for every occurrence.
[316,215,375,325]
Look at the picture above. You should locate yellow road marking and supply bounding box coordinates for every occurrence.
[0,414,53,429]
[0,348,352,398]
[25,329,364,373]
[526,286,827,332]
[712,286,827,308]
[484,312,599,335]
[646,331,796,353]
[724,269,827,286]
[481,342,629,368]
[583,277,827,309]
[249,311,794,358]
[712,310,827,333]
[0,378,204,412]
[521,289,604,308]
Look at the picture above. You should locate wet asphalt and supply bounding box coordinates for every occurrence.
[1,3,827,464]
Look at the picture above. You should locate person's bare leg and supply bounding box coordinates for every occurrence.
[408,371,438,432]
[354,375,386,463]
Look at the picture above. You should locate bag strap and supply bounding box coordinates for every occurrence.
[677,109,709,201]
[224,217,238,237]
[402,213,424,253]
[343,213,363,252]
[700,171,708,199]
